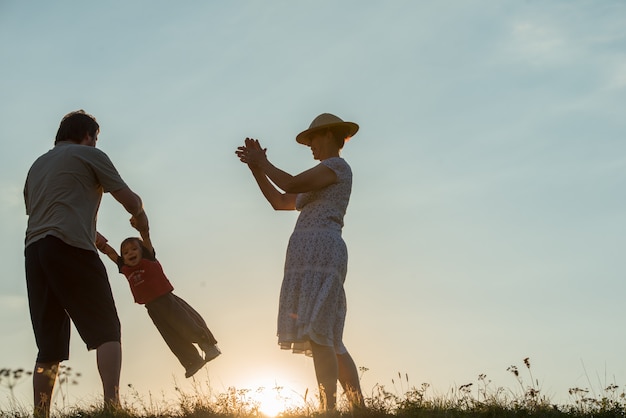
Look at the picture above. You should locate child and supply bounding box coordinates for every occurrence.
[96,228,220,378]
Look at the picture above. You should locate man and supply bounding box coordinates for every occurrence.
[24,110,149,416]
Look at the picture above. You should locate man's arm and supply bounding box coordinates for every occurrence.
[110,186,149,233]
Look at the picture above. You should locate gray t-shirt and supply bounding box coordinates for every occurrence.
[24,141,128,251]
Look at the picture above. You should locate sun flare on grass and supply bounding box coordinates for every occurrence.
[258,395,284,417]
[250,385,302,417]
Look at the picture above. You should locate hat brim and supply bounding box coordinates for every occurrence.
[296,121,359,145]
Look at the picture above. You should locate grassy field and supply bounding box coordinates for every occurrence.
[1,358,625,417]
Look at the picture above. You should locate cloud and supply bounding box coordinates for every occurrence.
[509,21,568,68]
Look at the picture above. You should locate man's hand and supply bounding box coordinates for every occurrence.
[130,210,149,233]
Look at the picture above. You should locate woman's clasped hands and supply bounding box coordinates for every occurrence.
[236,137,267,168]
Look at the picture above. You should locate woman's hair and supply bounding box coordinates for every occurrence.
[55,110,100,144]
[327,127,351,149]
[120,237,153,264]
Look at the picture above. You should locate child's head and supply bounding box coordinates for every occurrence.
[120,237,152,267]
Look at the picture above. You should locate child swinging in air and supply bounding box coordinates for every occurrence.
[96,226,220,378]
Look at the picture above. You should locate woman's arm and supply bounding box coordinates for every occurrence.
[237,138,296,210]
[262,160,337,194]
[236,138,336,208]
[249,165,297,210]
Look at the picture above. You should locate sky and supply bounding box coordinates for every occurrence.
[1,0,626,413]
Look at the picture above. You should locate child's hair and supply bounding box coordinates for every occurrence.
[119,237,153,264]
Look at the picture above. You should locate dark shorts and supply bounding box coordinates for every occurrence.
[25,235,121,363]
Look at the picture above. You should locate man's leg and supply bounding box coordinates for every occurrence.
[96,341,121,408]
[33,361,59,418]
[26,240,66,418]
[310,341,338,411]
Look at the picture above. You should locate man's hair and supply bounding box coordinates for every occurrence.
[55,110,100,144]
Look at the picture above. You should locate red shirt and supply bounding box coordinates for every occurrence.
[120,257,174,304]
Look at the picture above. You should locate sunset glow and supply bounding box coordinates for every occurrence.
[249,385,303,417]
[2,1,626,411]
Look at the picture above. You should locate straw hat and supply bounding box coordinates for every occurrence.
[296,113,359,145]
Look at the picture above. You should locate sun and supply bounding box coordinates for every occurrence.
[250,385,301,417]
[257,394,284,417]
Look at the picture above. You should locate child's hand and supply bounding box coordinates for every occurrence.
[95,232,108,251]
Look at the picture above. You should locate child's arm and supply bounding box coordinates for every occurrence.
[130,217,155,255]
[96,232,120,264]
[138,228,155,256]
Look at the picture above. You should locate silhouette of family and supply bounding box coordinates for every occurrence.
[24,110,363,416]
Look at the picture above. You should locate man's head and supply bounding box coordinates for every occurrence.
[55,110,100,144]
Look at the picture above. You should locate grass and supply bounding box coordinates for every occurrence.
[1,358,625,418]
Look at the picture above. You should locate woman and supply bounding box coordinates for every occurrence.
[235,113,364,411]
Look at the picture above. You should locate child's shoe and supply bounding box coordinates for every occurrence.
[185,358,207,378]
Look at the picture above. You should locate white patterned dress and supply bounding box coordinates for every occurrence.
[277,157,352,356]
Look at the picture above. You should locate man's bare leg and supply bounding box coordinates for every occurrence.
[33,361,59,418]
[96,341,122,408]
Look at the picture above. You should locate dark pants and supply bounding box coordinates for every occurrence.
[25,236,121,362]
[145,292,217,368]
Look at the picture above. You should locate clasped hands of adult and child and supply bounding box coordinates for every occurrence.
[95,213,148,251]
[95,233,109,252]
[130,211,149,233]
[236,137,267,168]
